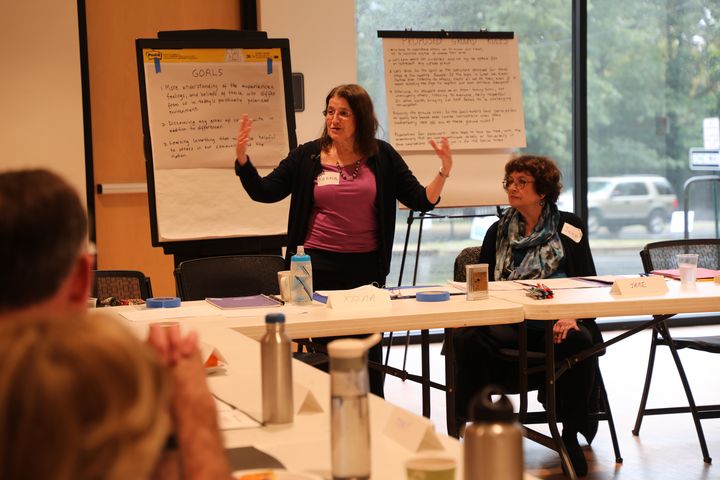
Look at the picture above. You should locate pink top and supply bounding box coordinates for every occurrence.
[304,160,379,253]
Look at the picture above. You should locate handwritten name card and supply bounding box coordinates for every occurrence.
[326,285,391,311]
[383,406,444,452]
[610,276,668,297]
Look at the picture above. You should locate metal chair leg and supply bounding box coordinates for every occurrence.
[597,369,623,463]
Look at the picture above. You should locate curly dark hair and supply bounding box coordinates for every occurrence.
[505,155,563,205]
[319,84,379,157]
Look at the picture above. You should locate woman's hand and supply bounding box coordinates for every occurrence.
[429,137,452,178]
[553,318,580,344]
[235,114,253,165]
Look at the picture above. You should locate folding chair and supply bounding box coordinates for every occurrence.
[633,239,720,463]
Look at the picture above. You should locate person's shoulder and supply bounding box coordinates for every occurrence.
[375,139,400,157]
[558,210,585,229]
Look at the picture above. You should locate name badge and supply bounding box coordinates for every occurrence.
[610,275,668,297]
[561,222,583,243]
[317,171,340,186]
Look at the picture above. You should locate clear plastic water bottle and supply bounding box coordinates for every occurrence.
[464,386,523,480]
[261,312,294,424]
[328,333,381,480]
[290,245,313,305]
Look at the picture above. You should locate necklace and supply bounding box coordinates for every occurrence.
[336,159,362,181]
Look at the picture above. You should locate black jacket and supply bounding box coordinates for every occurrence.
[235,139,436,275]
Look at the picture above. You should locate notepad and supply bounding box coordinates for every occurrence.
[206,295,282,309]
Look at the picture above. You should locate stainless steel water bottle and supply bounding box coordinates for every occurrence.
[464,386,524,480]
[261,312,294,424]
[328,333,381,480]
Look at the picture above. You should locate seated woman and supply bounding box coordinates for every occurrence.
[453,154,602,477]
[0,313,231,480]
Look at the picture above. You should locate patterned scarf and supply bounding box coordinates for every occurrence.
[494,203,564,281]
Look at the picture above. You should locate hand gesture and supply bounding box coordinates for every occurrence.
[235,114,253,165]
[429,137,452,178]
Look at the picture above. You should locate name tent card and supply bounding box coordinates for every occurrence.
[610,276,668,297]
[326,285,391,311]
[383,406,444,452]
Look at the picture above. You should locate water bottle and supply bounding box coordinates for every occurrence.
[261,312,294,424]
[328,333,381,480]
[290,245,313,305]
[464,386,523,480]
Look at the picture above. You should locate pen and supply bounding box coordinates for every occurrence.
[263,294,285,305]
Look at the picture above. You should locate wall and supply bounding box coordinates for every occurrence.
[0,0,85,200]
[259,0,357,144]
[85,0,241,295]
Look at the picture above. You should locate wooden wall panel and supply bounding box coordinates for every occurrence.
[86,0,241,296]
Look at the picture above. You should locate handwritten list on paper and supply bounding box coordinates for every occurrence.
[143,48,290,168]
[382,37,526,150]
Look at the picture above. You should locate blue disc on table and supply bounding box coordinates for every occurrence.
[415,290,451,302]
[146,297,181,308]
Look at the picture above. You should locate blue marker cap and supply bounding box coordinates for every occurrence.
[266,312,286,323]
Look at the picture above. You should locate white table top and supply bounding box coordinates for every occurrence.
[489,279,720,320]
[115,294,525,340]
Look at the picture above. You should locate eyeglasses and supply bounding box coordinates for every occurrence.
[323,108,353,119]
[502,178,535,190]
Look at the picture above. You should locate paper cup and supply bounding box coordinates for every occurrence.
[87,297,97,308]
[278,270,292,302]
[406,455,456,480]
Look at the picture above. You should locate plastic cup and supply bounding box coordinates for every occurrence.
[87,297,97,308]
[406,455,456,480]
[676,253,699,287]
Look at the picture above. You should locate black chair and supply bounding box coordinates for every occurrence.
[452,247,622,467]
[92,270,153,303]
[174,255,286,301]
[633,239,720,463]
[174,255,326,365]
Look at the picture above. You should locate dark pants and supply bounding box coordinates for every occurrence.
[304,248,386,397]
[453,322,597,433]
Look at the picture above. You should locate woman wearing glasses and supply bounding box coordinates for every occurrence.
[234,84,452,396]
[453,155,600,477]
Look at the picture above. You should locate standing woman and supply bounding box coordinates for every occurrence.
[453,155,601,476]
[235,84,453,396]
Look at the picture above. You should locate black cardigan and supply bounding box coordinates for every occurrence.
[235,139,436,276]
[478,210,603,344]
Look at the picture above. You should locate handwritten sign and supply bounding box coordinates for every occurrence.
[610,276,669,297]
[326,285,392,311]
[142,48,289,168]
[383,406,444,452]
[382,37,526,149]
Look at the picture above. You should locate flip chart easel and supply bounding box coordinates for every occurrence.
[136,31,297,263]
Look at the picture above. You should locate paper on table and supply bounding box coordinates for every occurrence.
[293,383,323,414]
[214,396,262,430]
[513,277,606,289]
[488,281,527,291]
[383,406,444,452]
[118,305,220,322]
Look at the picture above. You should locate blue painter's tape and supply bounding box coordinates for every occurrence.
[147,297,181,308]
[154,57,161,73]
[415,290,451,302]
[267,58,272,74]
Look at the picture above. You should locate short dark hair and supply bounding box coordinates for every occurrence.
[505,155,563,205]
[0,169,88,312]
[320,84,379,157]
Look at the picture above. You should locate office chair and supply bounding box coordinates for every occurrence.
[92,270,153,303]
[174,255,326,366]
[452,247,622,465]
[633,239,720,463]
[174,255,286,301]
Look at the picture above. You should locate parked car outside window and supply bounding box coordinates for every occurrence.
[557,175,679,234]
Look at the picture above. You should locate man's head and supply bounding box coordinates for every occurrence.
[0,169,91,316]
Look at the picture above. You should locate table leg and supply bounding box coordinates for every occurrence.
[444,328,458,437]
[420,329,431,418]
